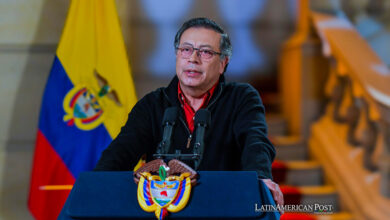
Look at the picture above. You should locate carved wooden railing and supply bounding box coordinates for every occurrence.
[308,12,390,220]
[279,1,390,218]
[278,0,329,139]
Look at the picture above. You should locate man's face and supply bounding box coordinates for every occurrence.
[176,27,228,94]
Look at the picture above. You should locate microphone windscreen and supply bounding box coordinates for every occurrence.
[194,109,211,126]
[162,107,178,125]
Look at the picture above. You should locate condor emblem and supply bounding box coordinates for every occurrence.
[137,166,192,220]
[63,70,122,130]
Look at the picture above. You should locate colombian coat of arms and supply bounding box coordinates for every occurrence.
[135,159,197,220]
[62,70,122,130]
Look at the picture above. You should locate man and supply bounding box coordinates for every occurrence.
[94,17,283,207]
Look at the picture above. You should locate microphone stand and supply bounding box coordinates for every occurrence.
[154,109,210,170]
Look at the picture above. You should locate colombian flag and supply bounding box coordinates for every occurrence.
[28,0,137,219]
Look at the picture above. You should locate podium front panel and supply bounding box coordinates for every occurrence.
[60,171,277,219]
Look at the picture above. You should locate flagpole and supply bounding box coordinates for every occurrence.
[39,185,73,190]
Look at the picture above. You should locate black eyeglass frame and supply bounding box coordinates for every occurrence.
[176,46,222,59]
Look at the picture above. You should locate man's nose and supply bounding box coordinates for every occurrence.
[188,49,201,63]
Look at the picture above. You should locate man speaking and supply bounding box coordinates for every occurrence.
[94,17,283,206]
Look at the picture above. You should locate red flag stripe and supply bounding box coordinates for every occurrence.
[28,130,75,220]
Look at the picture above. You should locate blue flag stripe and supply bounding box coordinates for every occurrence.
[39,56,112,178]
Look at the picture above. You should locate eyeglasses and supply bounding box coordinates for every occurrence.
[177,46,222,60]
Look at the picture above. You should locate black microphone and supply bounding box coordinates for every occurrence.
[193,109,211,169]
[155,107,178,158]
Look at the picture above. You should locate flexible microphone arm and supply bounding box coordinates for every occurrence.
[154,107,178,158]
[193,109,211,170]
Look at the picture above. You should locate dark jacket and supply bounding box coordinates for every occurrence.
[94,75,275,179]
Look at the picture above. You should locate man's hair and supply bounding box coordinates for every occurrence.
[174,17,232,61]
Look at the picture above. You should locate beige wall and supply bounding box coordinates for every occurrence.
[0,0,68,218]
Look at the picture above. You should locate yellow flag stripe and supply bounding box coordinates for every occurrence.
[57,0,137,138]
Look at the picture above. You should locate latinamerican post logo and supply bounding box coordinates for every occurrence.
[255,203,333,214]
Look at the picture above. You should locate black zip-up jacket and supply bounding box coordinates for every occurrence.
[94,75,275,179]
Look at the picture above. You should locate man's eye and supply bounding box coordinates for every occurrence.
[201,50,213,56]
[182,48,192,52]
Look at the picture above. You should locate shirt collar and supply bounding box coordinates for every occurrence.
[177,81,219,111]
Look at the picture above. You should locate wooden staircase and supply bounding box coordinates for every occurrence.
[272,0,390,218]
[267,115,353,220]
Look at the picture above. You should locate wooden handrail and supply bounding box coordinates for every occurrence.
[310,11,390,171]
[307,11,390,220]
[311,12,390,121]
[279,2,390,218]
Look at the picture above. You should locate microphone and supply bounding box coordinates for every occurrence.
[193,109,211,169]
[155,107,178,158]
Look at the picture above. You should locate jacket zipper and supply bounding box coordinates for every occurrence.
[206,83,223,110]
[186,134,192,149]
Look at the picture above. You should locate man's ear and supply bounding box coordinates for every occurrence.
[220,57,229,74]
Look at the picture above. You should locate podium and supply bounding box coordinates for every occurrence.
[58,171,280,219]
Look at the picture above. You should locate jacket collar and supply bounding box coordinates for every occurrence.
[163,74,226,107]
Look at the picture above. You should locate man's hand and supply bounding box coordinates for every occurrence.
[261,179,284,214]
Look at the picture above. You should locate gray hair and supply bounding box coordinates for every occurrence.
[174,17,232,62]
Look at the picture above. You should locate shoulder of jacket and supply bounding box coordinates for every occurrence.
[224,82,258,94]
[136,87,165,105]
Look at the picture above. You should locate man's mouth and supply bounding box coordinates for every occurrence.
[184,69,202,76]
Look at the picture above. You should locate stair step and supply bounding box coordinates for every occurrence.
[281,212,353,220]
[299,186,336,195]
[266,114,288,136]
[316,212,354,220]
[273,160,323,186]
[281,185,340,212]
[271,135,308,161]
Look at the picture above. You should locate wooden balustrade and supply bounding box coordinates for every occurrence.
[311,10,390,195]
[279,1,390,218]
[307,11,390,219]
